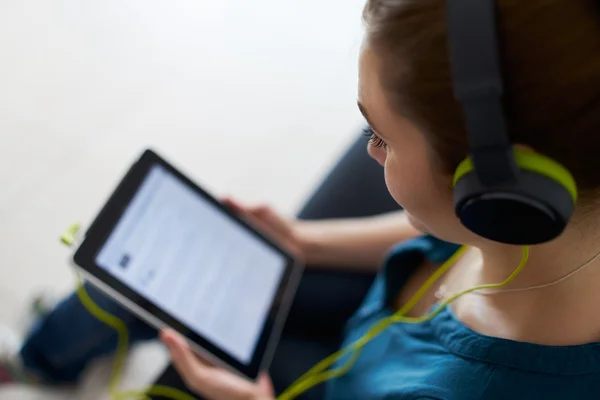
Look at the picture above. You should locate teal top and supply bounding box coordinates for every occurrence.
[325,236,600,399]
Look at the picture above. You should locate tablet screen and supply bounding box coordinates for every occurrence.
[95,165,287,364]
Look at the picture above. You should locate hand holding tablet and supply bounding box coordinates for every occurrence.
[161,329,276,400]
[73,149,303,380]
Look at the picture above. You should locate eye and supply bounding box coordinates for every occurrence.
[362,126,387,149]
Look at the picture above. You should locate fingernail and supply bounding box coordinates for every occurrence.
[163,330,188,349]
[160,331,175,345]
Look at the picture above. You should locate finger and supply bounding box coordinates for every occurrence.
[254,207,286,229]
[161,330,255,400]
[223,197,274,220]
[223,201,273,243]
[256,373,274,395]
[223,198,267,219]
[222,197,246,214]
[160,330,212,389]
[248,204,270,216]
[222,200,298,256]
[161,331,218,396]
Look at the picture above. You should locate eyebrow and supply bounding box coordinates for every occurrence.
[357,101,383,135]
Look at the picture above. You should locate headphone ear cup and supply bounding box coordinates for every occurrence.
[453,150,577,245]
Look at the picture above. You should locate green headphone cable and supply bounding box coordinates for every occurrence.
[74,245,530,400]
[75,279,197,400]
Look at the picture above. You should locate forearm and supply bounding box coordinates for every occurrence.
[295,211,421,272]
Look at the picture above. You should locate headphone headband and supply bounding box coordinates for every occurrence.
[446,0,518,186]
[448,0,577,244]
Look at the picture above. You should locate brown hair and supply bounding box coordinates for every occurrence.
[363,0,600,195]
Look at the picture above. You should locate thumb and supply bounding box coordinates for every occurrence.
[256,373,274,396]
[161,330,209,385]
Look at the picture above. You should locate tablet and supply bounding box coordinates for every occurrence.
[73,149,302,380]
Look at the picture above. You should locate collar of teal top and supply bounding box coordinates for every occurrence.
[382,235,600,376]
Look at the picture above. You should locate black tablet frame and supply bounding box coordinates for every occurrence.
[73,149,301,380]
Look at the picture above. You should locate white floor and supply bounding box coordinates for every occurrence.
[0,0,366,398]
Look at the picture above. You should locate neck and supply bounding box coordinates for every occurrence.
[452,218,600,345]
[475,221,600,291]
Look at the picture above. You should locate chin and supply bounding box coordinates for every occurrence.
[406,213,431,235]
[407,213,470,245]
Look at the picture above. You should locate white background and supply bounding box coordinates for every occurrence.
[0,0,367,398]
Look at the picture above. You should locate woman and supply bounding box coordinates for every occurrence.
[159,0,600,399]
[7,1,600,399]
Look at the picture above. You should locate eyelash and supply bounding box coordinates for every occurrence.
[362,126,387,149]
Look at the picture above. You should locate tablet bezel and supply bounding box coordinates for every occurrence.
[73,149,301,380]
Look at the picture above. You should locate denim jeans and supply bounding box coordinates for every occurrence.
[20,283,158,383]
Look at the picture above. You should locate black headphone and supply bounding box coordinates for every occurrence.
[447,0,578,245]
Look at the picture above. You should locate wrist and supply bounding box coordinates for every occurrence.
[291,220,320,264]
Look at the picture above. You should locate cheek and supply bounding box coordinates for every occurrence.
[383,152,429,210]
[382,151,459,238]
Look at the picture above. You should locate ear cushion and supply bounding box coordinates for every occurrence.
[454,148,578,202]
[453,149,577,245]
